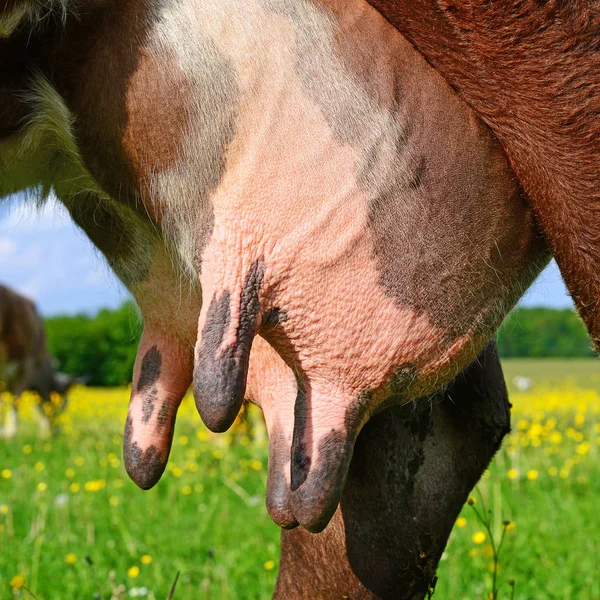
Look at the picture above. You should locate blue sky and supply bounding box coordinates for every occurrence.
[0,196,573,316]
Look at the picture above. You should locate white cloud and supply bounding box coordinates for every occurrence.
[0,237,16,258]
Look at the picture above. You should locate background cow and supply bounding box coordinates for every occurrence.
[0,283,74,437]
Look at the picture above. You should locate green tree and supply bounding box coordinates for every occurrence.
[497,308,596,358]
[44,302,142,386]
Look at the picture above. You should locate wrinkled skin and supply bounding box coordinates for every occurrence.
[0,0,549,534]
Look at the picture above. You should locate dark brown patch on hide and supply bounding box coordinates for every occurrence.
[137,345,162,392]
[141,387,158,424]
[363,91,535,340]
[194,260,264,432]
[157,399,170,428]
[123,415,167,490]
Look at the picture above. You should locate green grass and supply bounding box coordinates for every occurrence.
[1,359,599,599]
[501,358,600,395]
[1,393,279,600]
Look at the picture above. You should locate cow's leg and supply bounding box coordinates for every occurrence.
[276,341,509,600]
[2,398,19,438]
[35,397,52,439]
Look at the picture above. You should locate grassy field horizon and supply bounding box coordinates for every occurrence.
[1,358,598,599]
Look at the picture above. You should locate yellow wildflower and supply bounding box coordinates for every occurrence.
[527,470,539,481]
[472,532,486,545]
[182,485,192,496]
[1,469,12,479]
[69,483,80,493]
[455,517,467,528]
[528,423,543,438]
[65,553,77,565]
[127,566,140,578]
[84,479,106,492]
[65,468,76,478]
[37,482,47,492]
[141,555,152,565]
[22,445,32,455]
[10,574,25,589]
[264,560,275,571]
[250,460,262,471]
[576,442,590,456]
[507,469,519,480]
[197,430,209,441]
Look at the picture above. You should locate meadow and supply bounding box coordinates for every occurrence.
[1,359,598,600]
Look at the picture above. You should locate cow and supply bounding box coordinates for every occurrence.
[367,0,600,351]
[0,0,549,596]
[0,283,74,437]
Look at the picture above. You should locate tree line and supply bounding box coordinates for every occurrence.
[496,307,596,359]
[45,302,141,387]
[44,304,596,387]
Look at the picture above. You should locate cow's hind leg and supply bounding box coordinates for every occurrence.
[1,398,19,438]
[35,397,52,439]
[276,340,510,600]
